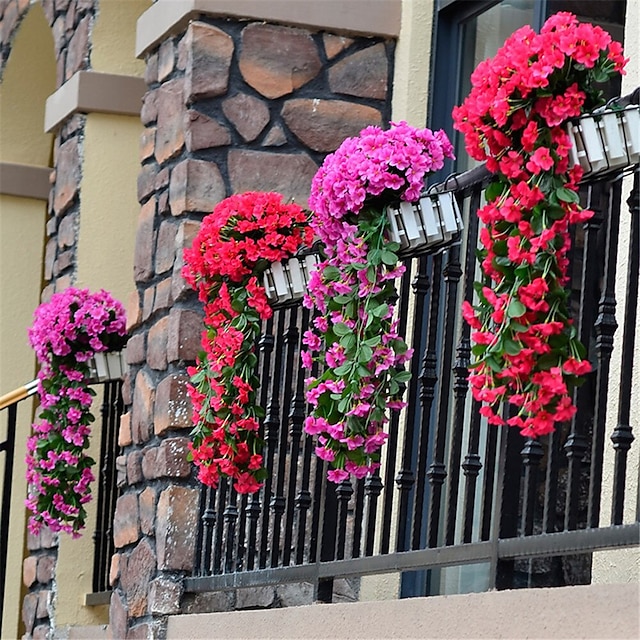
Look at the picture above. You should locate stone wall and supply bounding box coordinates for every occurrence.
[0,0,30,75]
[111,15,394,638]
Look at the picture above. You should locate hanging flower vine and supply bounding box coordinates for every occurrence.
[452,12,627,437]
[183,191,313,494]
[303,121,455,482]
[26,287,127,537]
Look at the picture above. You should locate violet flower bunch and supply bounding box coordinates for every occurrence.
[303,122,454,483]
[26,287,127,537]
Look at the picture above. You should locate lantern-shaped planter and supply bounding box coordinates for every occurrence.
[568,104,640,177]
[386,190,463,257]
[263,253,320,307]
[89,350,126,382]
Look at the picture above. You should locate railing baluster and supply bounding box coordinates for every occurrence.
[520,438,544,536]
[588,179,623,528]
[282,307,308,566]
[271,307,298,567]
[294,433,314,565]
[611,170,639,525]
[213,479,228,574]
[381,263,413,554]
[351,478,365,559]
[363,472,383,556]
[542,430,562,534]
[259,313,285,568]
[565,183,604,530]
[410,255,442,551]
[335,479,354,560]
[427,246,462,549]
[223,489,239,573]
[198,486,217,575]
[480,420,499,542]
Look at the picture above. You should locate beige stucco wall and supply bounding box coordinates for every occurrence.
[592,0,640,585]
[167,582,639,639]
[0,4,55,637]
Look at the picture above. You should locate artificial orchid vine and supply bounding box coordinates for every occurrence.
[453,12,627,437]
[26,287,127,536]
[303,122,454,482]
[182,191,313,494]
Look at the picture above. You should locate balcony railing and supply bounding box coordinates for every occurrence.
[187,151,639,600]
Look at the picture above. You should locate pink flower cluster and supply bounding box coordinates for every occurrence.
[453,13,627,438]
[26,287,127,536]
[304,122,454,482]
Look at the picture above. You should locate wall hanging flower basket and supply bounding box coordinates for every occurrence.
[89,350,126,382]
[568,104,640,177]
[386,190,464,257]
[263,252,320,307]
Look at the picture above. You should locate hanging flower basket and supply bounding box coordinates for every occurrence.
[263,252,320,307]
[567,104,640,177]
[386,190,463,256]
[89,349,126,382]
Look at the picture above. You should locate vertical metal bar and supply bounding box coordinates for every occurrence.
[542,430,561,534]
[0,403,17,624]
[588,179,622,528]
[283,306,307,566]
[565,183,603,530]
[491,423,523,590]
[213,479,228,574]
[363,472,383,556]
[270,307,298,568]
[308,457,325,564]
[410,255,442,551]
[335,479,354,560]
[234,494,248,572]
[351,478,365,559]
[198,486,217,575]
[380,261,414,554]
[520,438,544,536]
[223,489,239,573]
[294,433,314,565]
[480,413,499,541]
[427,245,463,549]
[611,170,639,525]
[259,313,285,568]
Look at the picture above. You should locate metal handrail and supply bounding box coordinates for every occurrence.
[0,379,38,411]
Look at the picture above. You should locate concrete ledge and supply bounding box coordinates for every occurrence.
[44,71,147,133]
[0,162,51,200]
[136,0,402,57]
[167,582,640,639]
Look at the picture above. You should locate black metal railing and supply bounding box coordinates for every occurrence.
[91,379,123,596]
[0,380,37,636]
[187,162,639,599]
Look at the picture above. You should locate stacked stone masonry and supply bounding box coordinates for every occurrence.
[113,15,394,638]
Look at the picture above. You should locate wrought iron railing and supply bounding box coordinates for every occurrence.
[187,159,639,600]
[0,380,37,635]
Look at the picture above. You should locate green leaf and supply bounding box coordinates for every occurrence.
[507,299,526,318]
[334,295,352,304]
[340,333,356,351]
[381,249,398,266]
[333,362,352,376]
[363,335,381,347]
[485,180,506,202]
[504,339,521,356]
[556,187,579,204]
[333,322,351,336]
[371,303,389,318]
[323,266,341,281]
[394,370,412,383]
[368,249,382,265]
[358,344,373,363]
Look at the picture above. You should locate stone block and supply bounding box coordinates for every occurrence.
[236,586,275,609]
[139,127,156,162]
[109,587,128,640]
[36,590,50,618]
[153,278,173,313]
[125,333,146,365]
[155,78,186,164]
[181,590,233,614]
[167,307,203,363]
[65,14,89,80]
[36,555,56,584]
[22,593,37,632]
[239,23,321,99]
[147,316,169,371]
[144,52,158,85]
[53,137,80,215]
[222,93,270,142]
[142,286,155,322]
[155,220,177,275]
[44,239,56,281]
[157,39,175,82]
[126,449,144,485]
[262,124,287,147]
[281,99,383,152]
[23,556,37,588]
[137,162,157,204]
[323,33,354,59]
[156,486,199,571]
[113,492,140,549]
[57,213,76,249]
[184,22,234,101]
[154,373,192,435]
[169,159,225,216]
[328,43,388,100]
[126,290,142,332]
[228,149,317,208]
[133,197,156,283]
[109,553,122,587]
[120,538,156,618]
[138,487,157,536]
[131,369,155,444]
[140,88,158,126]
[118,412,133,448]
[148,578,183,615]
[116,454,127,488]
[276,582,314,607]
[184,110,231,151]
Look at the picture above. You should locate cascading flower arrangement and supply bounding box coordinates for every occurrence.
[452,12,627,438]
[26,287,127,537]
[183,191,313,494]
[303,121,455,483]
